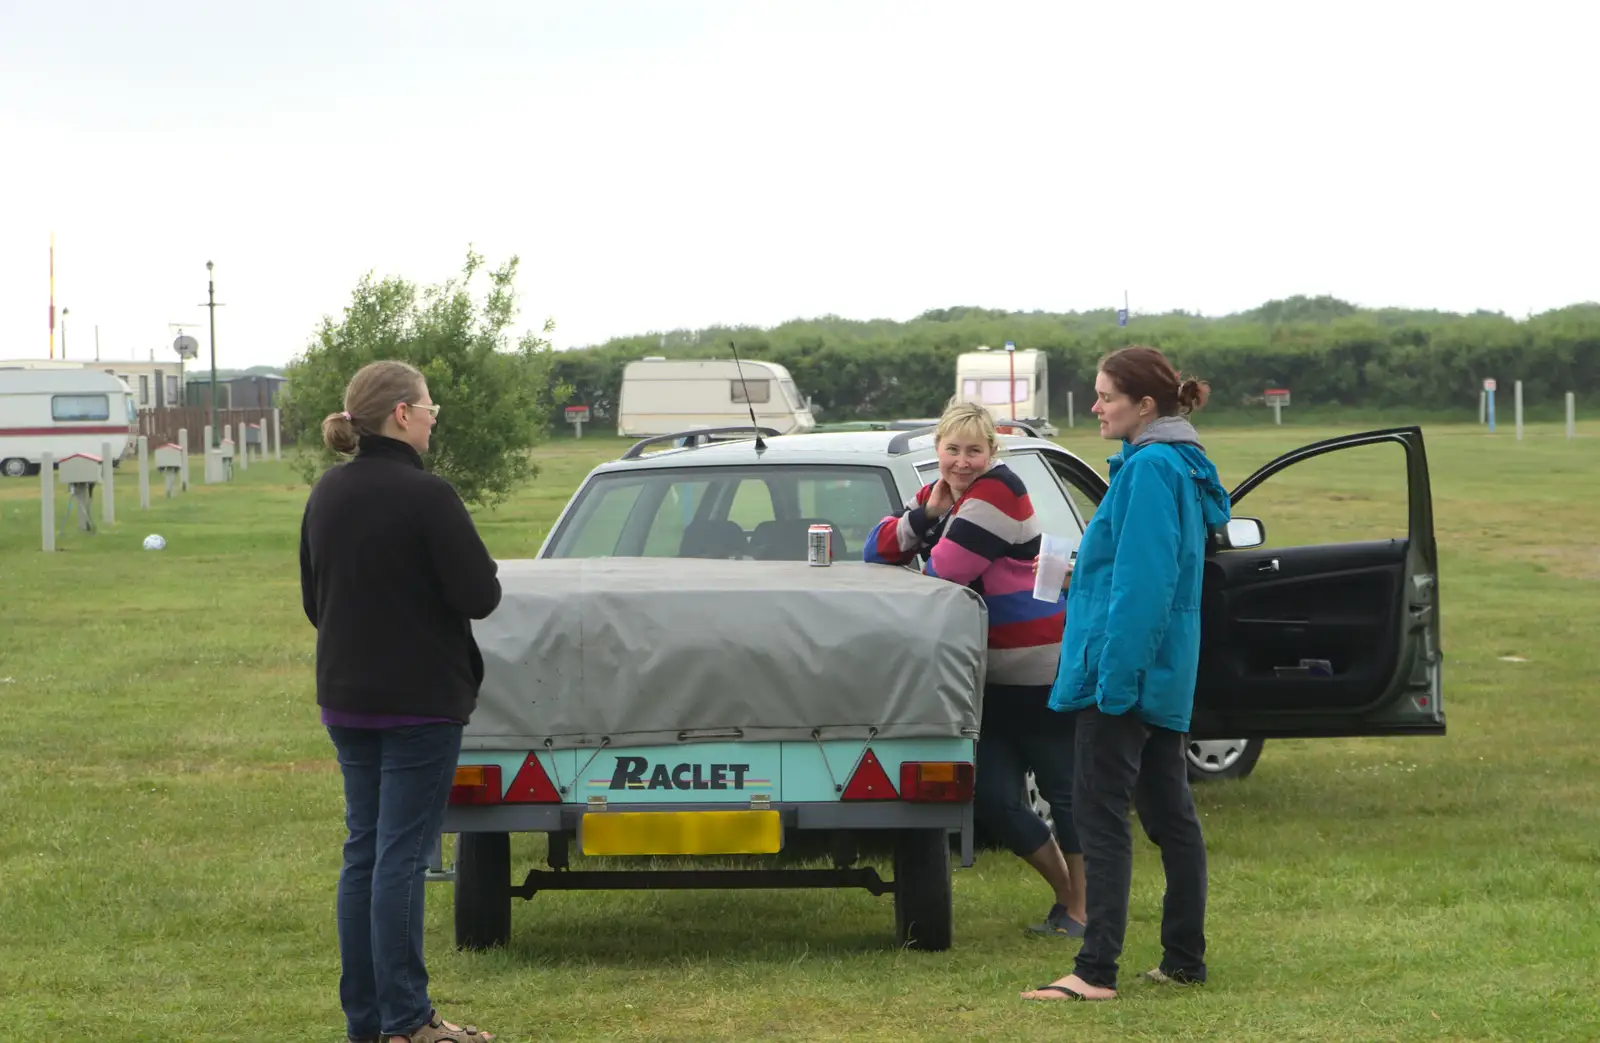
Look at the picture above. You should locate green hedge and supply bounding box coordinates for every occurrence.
[551,298,1599,425]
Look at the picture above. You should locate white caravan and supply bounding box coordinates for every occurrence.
[0,368,138,477]
[954,347,1055,434]
[617,357,817,437]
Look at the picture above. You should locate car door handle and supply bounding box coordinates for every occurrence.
[1256,558,1280,574]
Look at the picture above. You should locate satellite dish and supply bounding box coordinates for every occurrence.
[173,335,199,359]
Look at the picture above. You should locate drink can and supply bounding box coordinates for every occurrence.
[807,524,833,566]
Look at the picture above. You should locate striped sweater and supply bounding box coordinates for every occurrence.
[863,462,1065,687]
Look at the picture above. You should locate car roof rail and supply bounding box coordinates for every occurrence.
[887,425,937,455]
[620,426,782,460]
[888,418,1041,455]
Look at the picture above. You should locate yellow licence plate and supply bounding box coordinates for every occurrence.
[580,810,782,857]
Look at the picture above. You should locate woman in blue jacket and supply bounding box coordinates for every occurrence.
[1022,346,1231,1003]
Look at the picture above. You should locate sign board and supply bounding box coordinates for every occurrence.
[565,405,591,424]
[1116,308,1129,327]
[1264,388,1291,406]
[1483,378,1497,392]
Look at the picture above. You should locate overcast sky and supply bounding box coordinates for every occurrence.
[2,0,1594,370]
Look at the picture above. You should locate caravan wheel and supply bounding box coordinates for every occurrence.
[1,458,29,478]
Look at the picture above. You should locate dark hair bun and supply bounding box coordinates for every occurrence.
[1176,377,1210,413]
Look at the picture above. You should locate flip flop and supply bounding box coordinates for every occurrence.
[1022,982,1117,1002]
[1028,984,1087,1001]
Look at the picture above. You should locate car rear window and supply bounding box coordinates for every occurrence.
[546,465,901,561]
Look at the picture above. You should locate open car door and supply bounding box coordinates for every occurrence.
[1192,427,1444,741]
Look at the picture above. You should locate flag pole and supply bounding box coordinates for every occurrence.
[49,233,56,359]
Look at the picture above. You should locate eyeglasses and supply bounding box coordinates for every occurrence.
[404,402,441,418]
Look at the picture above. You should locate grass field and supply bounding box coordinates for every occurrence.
[1,421,1597,1042]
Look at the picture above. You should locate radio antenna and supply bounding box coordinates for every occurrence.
[729,340,767,452]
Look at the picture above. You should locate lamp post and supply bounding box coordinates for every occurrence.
[205,261,218,446]
[1004,340,1016,420]
[61,308,69,359]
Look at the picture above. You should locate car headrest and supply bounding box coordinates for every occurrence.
[678,519,748,559]
[748,518,847,561]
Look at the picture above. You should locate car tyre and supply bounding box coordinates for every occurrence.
[454,832,512,951]
[893,828,953,952]
[1185,738,1264,782]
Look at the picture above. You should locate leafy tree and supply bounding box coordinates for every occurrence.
[281,249,565,508]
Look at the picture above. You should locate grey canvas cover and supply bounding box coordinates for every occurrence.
[464,558,989,751]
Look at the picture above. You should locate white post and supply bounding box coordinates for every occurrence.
[101,442,116,526]
[1479,390,1486,425]
[1067,391,1075,429]
[272,408,282,461]
[178,428,190,491]
[224,423,232,446]
[1273,400,1283,426]
[1568,392,1577,440]
[40,451,55,553]
[138,436,151,509]
[1514,380,1524,441]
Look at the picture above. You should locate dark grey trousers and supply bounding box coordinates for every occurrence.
[1071,706,1208,990]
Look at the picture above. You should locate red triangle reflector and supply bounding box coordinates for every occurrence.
[504,753,562,803]
[841,748,899,800]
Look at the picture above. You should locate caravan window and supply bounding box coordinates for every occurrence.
[126,397,139,423]
[779,380,804,410]
[52,395,111,422]
[731,379,770,404]
[963,378,1030,406]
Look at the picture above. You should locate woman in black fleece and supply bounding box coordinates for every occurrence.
[299,360,501,1043]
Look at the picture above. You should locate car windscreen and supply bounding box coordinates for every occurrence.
[545,464,901,561]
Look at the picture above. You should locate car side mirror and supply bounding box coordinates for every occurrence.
[1219,517,1266,550]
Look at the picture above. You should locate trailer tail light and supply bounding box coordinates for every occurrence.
[898,761,975,803]
[449,764,502,806]
[840,748,899,800]
[503,753,562,804]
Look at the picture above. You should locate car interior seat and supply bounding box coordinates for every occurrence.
[748,518,848,561]
[678,519,749,559]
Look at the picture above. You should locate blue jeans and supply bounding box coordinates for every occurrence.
[328,723,464,1040]
[974,726,1080,858]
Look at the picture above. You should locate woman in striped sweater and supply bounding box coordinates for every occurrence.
[864,400,1086,937]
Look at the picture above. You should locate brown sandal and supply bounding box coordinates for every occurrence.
[398,1011,494,1042]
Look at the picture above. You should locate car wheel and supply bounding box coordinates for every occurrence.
[1,458,28,478]
[454,832,512,950]
[893,828,953,951]
[1185,738,1264,782]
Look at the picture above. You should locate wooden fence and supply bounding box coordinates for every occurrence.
[137,407,289,449]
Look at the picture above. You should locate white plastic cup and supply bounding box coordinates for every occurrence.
[1033,533,1076,601]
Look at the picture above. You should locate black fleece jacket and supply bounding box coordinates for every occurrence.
[299,435,502,722]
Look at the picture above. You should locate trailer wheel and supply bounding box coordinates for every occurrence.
[1,458,27,479]
[454,832,512,951]
[893,828,953,952]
